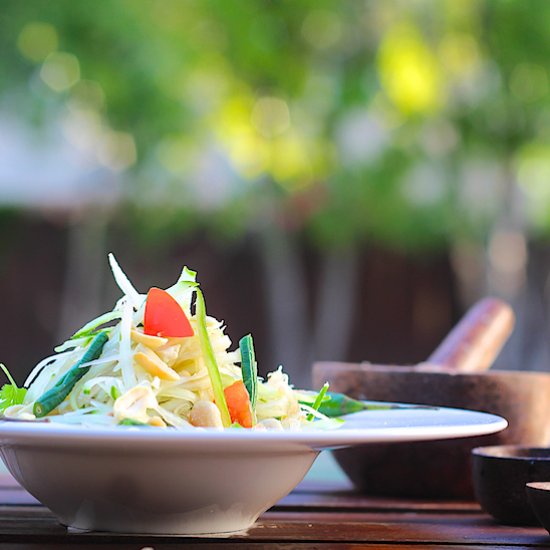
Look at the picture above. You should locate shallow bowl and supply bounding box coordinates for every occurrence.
[0,407,506,534]
[0,422,317,535]
[313,363,550,498]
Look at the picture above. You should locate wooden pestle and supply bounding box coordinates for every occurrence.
[417,297,515,373]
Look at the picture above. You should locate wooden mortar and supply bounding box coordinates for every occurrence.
[313,298,550,499]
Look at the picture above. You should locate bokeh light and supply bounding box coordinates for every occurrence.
[17,21,58,62]
[40,52,80,92]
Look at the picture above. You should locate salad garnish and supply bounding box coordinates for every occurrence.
[307,382,329,421]
[33,332,109,418]
[0,255,344,430]
[195,288,232,427]
[239,334,258,417]
[0,364,26,412]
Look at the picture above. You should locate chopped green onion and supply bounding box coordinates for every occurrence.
[119,418,149,426]
[110,386,120,400]
[307,382,329,421]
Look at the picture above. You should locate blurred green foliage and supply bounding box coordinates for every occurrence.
[1,0,550,250]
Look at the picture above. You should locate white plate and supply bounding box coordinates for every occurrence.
[0,404,507,535]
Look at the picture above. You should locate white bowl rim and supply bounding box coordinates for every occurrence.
[0,404,507,450]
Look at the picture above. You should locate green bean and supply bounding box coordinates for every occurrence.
[239,334,257,410]
[33,331,109,418]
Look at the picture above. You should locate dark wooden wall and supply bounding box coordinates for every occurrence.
[0,218,458,385]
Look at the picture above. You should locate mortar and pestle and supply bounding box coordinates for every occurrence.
[313,298,550,499]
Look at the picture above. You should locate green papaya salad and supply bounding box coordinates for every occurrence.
[0,255,376,430]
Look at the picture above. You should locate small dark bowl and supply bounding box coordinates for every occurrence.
[526,482,550,534]
[472,446,550,525]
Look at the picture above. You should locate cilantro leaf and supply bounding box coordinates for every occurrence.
[0,363,27,413]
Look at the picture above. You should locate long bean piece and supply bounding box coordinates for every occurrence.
[33,331,109,418]
[239,334,257,410]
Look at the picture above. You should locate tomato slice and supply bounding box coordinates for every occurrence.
[143,287,194,338]
[224,380,253,428]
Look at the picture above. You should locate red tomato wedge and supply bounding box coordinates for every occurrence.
[143,287,194,338]
[224,380,253,428]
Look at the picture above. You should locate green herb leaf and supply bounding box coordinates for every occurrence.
[0,364,27,413]
[298,390,419,417]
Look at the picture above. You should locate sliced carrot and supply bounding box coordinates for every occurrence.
[224,380,253,428]
[143,287,194,338]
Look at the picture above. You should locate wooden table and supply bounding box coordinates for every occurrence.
[1,473,549,549]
